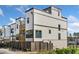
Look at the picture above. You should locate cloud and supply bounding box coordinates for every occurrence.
[16,5,30,15]
[72,22,79,29]
[16,6,24,15]
[0,8,4,16]
[68,28,73,32]
[8,18,16,25]
[68,15,79,23]
[68,15,79,33]
[0,26,2,29]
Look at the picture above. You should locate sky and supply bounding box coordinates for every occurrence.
[0,5,79,34]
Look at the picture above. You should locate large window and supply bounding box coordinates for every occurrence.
[26,30,33,38]
[35,30,42,38]
[58,33,61,40]
[58,24,61,31]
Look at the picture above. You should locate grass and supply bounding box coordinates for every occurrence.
[37,48,77,54]
[68,45,79,54]
[75,48,79,54]
[37,50,56,54]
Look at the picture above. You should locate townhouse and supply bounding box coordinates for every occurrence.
[1,25,11,43]
[0,29,2,43]
[1,6,67,51]
[25,6,67,51]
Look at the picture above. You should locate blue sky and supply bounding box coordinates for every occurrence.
[0,5,79,33]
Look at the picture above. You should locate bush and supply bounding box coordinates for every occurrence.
[55,48,76,54]
[63,48,72,54]
[71,48,76,54]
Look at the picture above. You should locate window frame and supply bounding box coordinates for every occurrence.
[26,30,33,38]
[35,30,42,38]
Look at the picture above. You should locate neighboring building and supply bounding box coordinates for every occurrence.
[25,6,67,51]
[68,33,79,48]
[1,25,11,43]
[0,29,2,43]
[0,29,2,38]
[10,23,17,41]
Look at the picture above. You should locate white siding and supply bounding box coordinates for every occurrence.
[10,23,16,36]
[33,9,67,49]
[2,26,11,39]
[34,25,67,41]
[25,10,33,30]
[51,7,61,17]
[34,9,67,29]
[25,10,34,41]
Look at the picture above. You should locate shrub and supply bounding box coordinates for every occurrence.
[71,48,76,54]
[55,48,76,54]
[63,48,71,54]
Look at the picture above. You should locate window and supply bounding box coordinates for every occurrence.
[11,28,14,33]
[0,31,2,36]
[58,24,61,31]
[26,30,33,38]
[49,30,51,34]
[36,30,42,38]
[58,33,61,40]
[58,11,60,16]
[27,17,29,24]
[17,24,18,29]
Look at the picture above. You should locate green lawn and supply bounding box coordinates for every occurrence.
[37,48,79,54]
[75,48,79,54]
[68,45,79,54]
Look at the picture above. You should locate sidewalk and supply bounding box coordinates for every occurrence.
[0,48,37,54]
